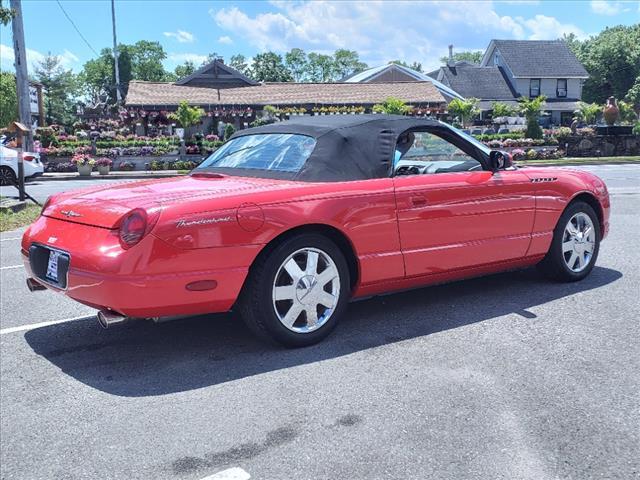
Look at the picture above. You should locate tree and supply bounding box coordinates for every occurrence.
[448,97,480,127]
[575,101,600,125]
[229,54,251,77]
[34,54,80,126]
[439,50,483,64]
[389,60,423,72]
[491,101,515,119]
[201,52,221,66]
[168,101,204,128]
[174,61,196,80]
[624,76,640,112]
[617,100,638,124]
[285,48,308,82]
[0,0,15,25]
[372,97,412,115]
[306,52,334,82]
[251,52,292,82]
[565,25,640,104]
[333,49,367,80]
[79,45,132,104]
[518,95,546,139]
[0,71,17,127]
[129,40,168,81]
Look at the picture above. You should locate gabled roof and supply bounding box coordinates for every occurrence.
[343,63,465,100]
[482,40,589,78]
[125,80,446,107]
[175,59,258,88]
[439,65,517,101]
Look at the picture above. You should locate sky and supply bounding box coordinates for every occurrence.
[1,0,639,75]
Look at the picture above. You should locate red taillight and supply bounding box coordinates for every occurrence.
[23,155,36,162]
[119,209,148,248]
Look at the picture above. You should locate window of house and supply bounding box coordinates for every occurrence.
[530,79,541,97]
[557,79,567,98]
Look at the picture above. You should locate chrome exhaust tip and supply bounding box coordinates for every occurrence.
[97,310,128,329]
[26,278,46,292]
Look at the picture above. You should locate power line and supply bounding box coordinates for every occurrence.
[55,0,99,56]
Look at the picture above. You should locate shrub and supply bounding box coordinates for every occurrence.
[511,148,526,160]
[526,149,538,159]
[70,154,95,166]
[96,158,113,167]
[633,121,640,135]
[117,161,135,171]
[224,123,236,141]
[554,127,572,142]
[372,97,412,115]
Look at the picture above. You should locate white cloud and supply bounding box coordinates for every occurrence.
[210,1,585,71]
[167,52,208,65]
[163,30,195,43]
[0,44,79,71]
[590,0,622,15]
[517,14,586,40]
[218,35,233,45]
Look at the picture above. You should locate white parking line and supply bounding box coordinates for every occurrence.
[0,315,94,335]
[0,237,21,242]
[200,468,250,480]
[0,265,23,270]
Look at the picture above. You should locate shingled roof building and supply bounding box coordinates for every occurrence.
[124,59,448,134]
[430,40,589,125]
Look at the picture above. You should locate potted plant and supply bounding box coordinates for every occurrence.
[71,154,95,176]
[96,157,113,175]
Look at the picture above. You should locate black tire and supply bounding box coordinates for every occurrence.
[0,166,17,186]
[238,233,351,347]
[537,201,600,282]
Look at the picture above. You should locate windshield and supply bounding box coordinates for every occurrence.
[196,133,316,173]
[438,121,490,155]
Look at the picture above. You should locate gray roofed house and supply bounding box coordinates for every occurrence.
[430,40,590,126]
[481,40,589,78]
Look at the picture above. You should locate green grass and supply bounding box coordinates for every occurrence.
[0,204,41,232]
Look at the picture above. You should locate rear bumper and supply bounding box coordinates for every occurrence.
[22,216,261,318]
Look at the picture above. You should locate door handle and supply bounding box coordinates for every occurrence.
[410,195,427,207]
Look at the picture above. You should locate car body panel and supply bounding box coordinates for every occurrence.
[21,117,610,320]
[0,145,44,179]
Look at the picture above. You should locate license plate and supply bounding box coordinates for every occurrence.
[46,250,60,282]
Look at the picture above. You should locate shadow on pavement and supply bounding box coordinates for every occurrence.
[24,266,622,397]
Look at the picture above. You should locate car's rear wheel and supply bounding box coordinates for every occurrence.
[537,201,600,282]
[0,166,17,186]
[238,233,350,347]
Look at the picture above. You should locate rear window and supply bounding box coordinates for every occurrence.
[196,134,316,173]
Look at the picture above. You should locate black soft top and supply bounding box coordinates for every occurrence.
[225,115,447,182]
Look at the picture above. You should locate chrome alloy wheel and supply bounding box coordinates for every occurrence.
[272,247,340,333]
[562,212,596,273]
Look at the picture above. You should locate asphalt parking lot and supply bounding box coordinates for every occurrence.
[1,165,639,480]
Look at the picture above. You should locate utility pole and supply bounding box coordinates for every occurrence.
[111,0,121,104]
[10,0,33,152]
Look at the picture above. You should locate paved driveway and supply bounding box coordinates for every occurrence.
[0,165,638,479]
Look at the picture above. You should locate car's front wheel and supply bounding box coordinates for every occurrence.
[238,233,350,347]
[0,166,17,186]
[537,201,600,282]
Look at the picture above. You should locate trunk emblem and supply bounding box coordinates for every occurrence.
[176,216,232,228]
[60,210,82,218]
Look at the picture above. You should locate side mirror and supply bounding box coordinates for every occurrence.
[489,150,512,173]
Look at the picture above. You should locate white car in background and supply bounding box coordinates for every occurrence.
[0,137,44,186]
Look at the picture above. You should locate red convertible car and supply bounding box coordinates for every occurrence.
[22,116,610,346]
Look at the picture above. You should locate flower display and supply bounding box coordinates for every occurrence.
[70,154,96,166]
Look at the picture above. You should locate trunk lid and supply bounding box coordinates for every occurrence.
[43,174,296,228]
